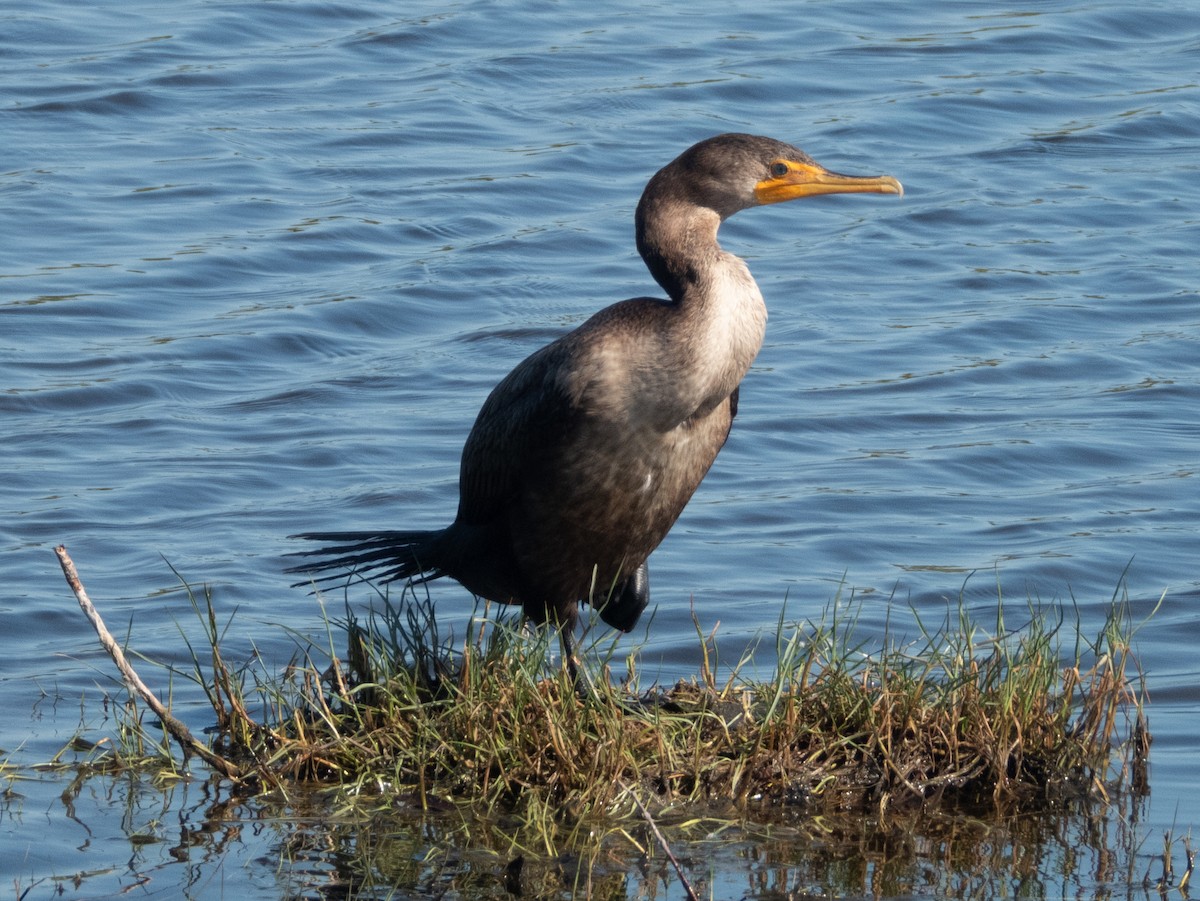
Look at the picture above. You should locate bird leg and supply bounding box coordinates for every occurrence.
[558,621,583,689]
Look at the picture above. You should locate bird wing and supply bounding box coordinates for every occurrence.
[453,338,580,527]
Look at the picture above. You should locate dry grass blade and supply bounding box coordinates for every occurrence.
[619,778,699,901]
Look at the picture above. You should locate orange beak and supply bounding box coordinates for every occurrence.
[754,159,903,205]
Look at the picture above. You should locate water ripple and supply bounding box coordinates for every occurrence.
[1,5,1197,882]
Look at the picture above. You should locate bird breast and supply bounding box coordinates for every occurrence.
[685,254,768,410]
[568,258,767,437]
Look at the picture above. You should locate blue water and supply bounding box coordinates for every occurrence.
[2,0,1198,896]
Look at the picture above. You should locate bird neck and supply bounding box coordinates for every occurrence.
[633,195,768,422]
[635,194,722,303]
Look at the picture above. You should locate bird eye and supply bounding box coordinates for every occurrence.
[769,162,789,178]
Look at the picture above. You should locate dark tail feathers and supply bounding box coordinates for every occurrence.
[285,530,442,588]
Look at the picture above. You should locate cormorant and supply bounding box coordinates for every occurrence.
[288,133,901,676]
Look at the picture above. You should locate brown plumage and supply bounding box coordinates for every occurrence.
[288,133,901,673]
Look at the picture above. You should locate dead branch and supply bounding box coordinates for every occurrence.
[55,544,244,782]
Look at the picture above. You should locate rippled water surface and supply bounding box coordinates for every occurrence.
[2,0,1198,896]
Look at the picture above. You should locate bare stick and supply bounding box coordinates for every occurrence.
[55,544,244,781]
[618,780,699,901]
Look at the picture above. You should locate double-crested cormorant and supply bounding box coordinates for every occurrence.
[288,133,901,673]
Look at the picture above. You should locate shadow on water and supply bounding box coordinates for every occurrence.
[4,767,1179,900]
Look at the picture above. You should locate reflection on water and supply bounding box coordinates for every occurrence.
[4,766,1165,900]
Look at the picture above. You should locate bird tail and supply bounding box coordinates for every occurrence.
[285,530,443,588]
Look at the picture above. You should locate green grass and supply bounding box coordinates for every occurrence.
[95,575,1150,832]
